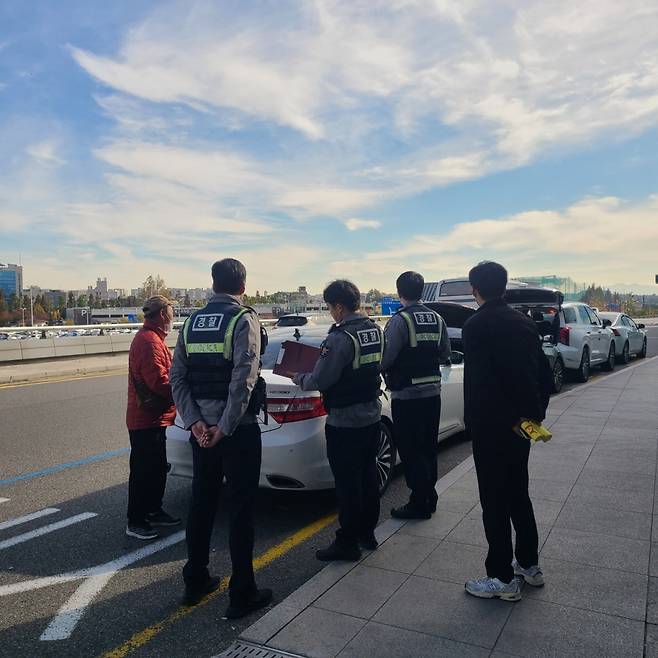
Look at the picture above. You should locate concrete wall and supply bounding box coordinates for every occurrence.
[0,331,179,363]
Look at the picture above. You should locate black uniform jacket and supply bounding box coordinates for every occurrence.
[462,298,552,433]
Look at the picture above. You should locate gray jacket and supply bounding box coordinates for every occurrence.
[294,312,382,428]
[381,303,451,400]
[170,293,261,436]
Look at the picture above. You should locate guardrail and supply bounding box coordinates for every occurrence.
[0,316,392,364]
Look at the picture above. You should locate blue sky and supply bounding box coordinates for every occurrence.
[2,0,658,294]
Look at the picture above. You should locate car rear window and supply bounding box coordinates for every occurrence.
[563,307,577,324]
[261,335,325,370]
[439,281,472,296]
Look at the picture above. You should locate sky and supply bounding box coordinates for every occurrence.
[1,0,658,295]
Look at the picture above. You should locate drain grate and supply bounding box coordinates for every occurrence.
[215,640,308,658]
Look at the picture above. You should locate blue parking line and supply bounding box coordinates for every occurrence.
[0,448,130,487]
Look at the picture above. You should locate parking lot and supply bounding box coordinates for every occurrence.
[0,325,657,658]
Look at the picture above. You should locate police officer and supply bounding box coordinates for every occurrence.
[170,258,272,617]
[381,271,451,519]
[293,280,383,561]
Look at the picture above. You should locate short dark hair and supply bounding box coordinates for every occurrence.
[468,261,508,300]
[396,271,424,301]
[323,280,361,312]
[211,258,246,294]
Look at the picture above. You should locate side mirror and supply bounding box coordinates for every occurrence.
[449,351,464,365]
[601,319,612,327]
[638,323,646,329]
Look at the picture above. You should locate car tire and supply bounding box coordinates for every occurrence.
[618,341,630,364]
[376,421,396,495]
[638,338,647,359]
[577,348,590,383]
[552,358,564,394]
[602,343,616,371]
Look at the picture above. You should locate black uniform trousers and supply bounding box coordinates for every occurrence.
[471,428,539,583]
[183,423,261,604]
[127,427,168,525]
[325,422,381,549]
[391,395,441,511]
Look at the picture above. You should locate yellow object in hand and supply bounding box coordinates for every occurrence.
[514,419,552,444]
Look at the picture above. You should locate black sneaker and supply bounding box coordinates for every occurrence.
[147,510,182,527]
[390,504,431,520]
[125,523,159,540]
[223,588,273,620]
[359,535,379,551]
[316,541,361,562]
[182,576,221,607]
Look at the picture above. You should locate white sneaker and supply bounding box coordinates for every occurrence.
[464,576,522,601]
[513,560,544,587]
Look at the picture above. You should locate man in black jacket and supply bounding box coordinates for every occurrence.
[462,262,551,602]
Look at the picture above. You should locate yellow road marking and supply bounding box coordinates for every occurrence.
[0,370,127,390]
[101,512,337,658]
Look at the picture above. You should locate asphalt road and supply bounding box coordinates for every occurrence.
[0,326,656,658]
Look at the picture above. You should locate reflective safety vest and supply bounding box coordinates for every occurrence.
[183,301,253,400]
[384,303,443,391]
[322,317,383,411]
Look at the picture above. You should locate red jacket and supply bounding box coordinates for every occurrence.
[126,321,176,430]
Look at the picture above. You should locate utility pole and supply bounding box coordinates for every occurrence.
[29,287,34,327]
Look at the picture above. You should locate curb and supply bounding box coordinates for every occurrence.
[0,364,128,386]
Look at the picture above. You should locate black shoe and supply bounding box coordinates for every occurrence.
[316,541,361,562]
[147,510,182,527]
[125,522,159,540]
[390,504,431,520]
[223,588,273,620]
[359,535,379,551]
[182,576,221,606]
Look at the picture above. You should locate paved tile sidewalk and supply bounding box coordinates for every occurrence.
[234,357,658,658]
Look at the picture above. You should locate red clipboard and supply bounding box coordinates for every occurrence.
[273,340,321,378]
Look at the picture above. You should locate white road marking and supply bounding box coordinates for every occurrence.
[40,572,115,641]
[0,498,9,505]
[0,530,185,640]
[0,508,60,532]
[0,513,97,551]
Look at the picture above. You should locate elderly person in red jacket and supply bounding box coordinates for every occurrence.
[125,295,180,540]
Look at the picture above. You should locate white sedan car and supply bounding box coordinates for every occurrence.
[166,323,465,493]
[598,312,648,364]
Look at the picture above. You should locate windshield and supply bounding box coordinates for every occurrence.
[276,316,308,327]
[261,333,326,369]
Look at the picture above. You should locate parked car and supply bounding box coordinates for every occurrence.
[422,278,528,308]
[558,303,616,382]
[503,287,567,393]
[166,323,465,494]
[597,312,648,363]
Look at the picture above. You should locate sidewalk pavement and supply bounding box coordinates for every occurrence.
[226,356,658,658]
[0,354,128,384]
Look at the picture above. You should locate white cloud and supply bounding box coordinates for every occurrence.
[330,193,658,291]
[344,218,382,231]
[26,140,66,166]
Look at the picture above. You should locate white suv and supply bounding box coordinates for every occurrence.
[558,303,616,382]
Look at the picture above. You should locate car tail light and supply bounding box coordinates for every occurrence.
[267,396,327,423]
[611,328,621,336]
[559,326,570,346]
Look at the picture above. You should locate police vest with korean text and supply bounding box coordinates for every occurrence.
[384,304,443,391]
[322,317,383,410]
[183,302,265,407]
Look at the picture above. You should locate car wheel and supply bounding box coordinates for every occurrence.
[618,342,630,364]
[602,343,616,371]
[577,348,590,383]
[602,342,617,372]
[638,338,647,359]
[376,422,396,495]
[552,358,564,394]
